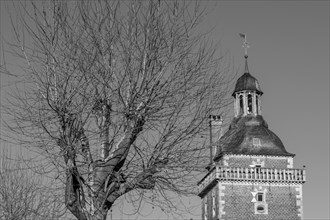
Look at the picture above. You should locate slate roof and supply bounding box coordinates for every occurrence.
[232,72,263,96]
[214,115,295,161]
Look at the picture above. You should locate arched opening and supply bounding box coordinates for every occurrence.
[247,94,252,114]
[239,95,244,115]
[256,95,259,114]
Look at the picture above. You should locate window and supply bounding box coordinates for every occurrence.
[257,192,264,202]
[255,164,262,171]
[253,191,268,214]
[257,205,265,213]
[253,138,261,146]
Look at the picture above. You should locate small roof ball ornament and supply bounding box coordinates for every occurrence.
[239,33,250,58]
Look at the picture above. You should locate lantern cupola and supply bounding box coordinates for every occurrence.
[233,55,263,117]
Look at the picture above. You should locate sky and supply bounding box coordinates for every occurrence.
[1,1,329,220]
[202,1,329,219]
[203,1,329,220]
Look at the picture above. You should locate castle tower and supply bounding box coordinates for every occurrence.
[198,36,306,220]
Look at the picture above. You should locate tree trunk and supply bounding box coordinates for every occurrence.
[88,210,108,220]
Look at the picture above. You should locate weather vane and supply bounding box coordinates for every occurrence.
[239,33,249,57]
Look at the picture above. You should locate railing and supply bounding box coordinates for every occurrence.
[198,166,306,196]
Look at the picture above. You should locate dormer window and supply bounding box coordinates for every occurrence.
[253,138,261,146]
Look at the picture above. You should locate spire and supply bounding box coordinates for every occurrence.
[244,55,249,73]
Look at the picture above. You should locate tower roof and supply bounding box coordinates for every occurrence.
[214,115,295,161]
[232,57,263,96]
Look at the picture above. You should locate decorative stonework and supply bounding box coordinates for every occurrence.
[250,158,265,167]
[221,154,293,169]
[202,197,207,220]
[212,189,216,218]
[199,178,304,219]
[223,155,229,166]
[197,166,305,195]
[218,184,226,218]
[287,157,293,168]
[251,186,268,214]
[295,185,304,219]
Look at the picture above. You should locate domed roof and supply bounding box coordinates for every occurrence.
[214,115,294,160]
[232,72,263,96]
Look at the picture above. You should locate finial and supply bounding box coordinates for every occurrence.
[239,33,250,73]
[244,55,249,73]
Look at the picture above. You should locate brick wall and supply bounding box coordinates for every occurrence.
[217,182,302,220]
[201,154,303,219]
[219,155,292,169]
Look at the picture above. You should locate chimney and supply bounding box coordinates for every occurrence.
[209,115,223,163]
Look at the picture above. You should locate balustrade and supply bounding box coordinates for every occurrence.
[198,166,306,195]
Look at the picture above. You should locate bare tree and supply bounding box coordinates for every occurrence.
[0,146,65,220]
[2,1,233,219]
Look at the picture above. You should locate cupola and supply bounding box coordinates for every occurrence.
[233,54,263,117]
[214,34,294,159]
